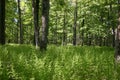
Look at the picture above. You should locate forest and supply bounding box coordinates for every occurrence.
[0,0,120,80]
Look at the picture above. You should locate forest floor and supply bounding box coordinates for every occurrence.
[0,44,120,80]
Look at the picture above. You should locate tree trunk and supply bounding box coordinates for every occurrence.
[40,0,50,50]
[0,0,5,45]
[54,11,58,44]
[32,0,39,48]
[73,1,77,46]
[18,0,23,44]
[81,19,84,46]
[115,0,120,61]
[98,36,102,46]
[112,25,115,47]
[15,21,19,43]
[62,10,66,45]
[88,33,92,46]
[109,4,115,47]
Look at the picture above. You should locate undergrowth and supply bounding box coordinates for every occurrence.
[0,44,120,80]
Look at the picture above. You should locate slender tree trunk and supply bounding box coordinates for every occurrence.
[115,0,120,61]
[112,25,115,47]
[62,10,66,45]
[54,11,58,44]
[81,19,84,46]
[88,33,92,46]
[77,21,81,45]
[98,36,102,46]
[15,21,19,43]
[103,37,105,46]
[73,1,77,46]
[32,0,39,48]
[0,0,5,45]
[18,0,23,44]
[40,0,50,50]
[109,4,115,47]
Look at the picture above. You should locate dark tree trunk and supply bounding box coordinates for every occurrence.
[18,0,23,44]
[54,11,58,44]
[15,21,19,43]
[112,25,115,47]
[103,37,106,46]
[98,36,102,46]
[95,35,98,45]
[81,19,84,46]
[115,0,120,61]
[0,0,5,45]
[109,4,115,47]
[88,34,92,46]
[40,0,50,50]
[62,10,66,45]
[73,1,77,46]
[32,0,40,48]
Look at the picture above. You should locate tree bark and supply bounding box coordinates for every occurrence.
[54,11,58,44]
[18,0,23,44]
[32,0,39,48]
[112,25,115,47]
[115,0,120,61]
[40,0,50,50]
[62,10,66,45]
[0,0,5,45]
[81,19,84,46]
[88,33,92,46]
[73,1,77,46]
[15,21,19,43]
[109,4,115,47]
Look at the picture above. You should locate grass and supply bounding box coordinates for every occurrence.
[0,44,120,80]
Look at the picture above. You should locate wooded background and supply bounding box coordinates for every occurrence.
[0,0,118,50]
